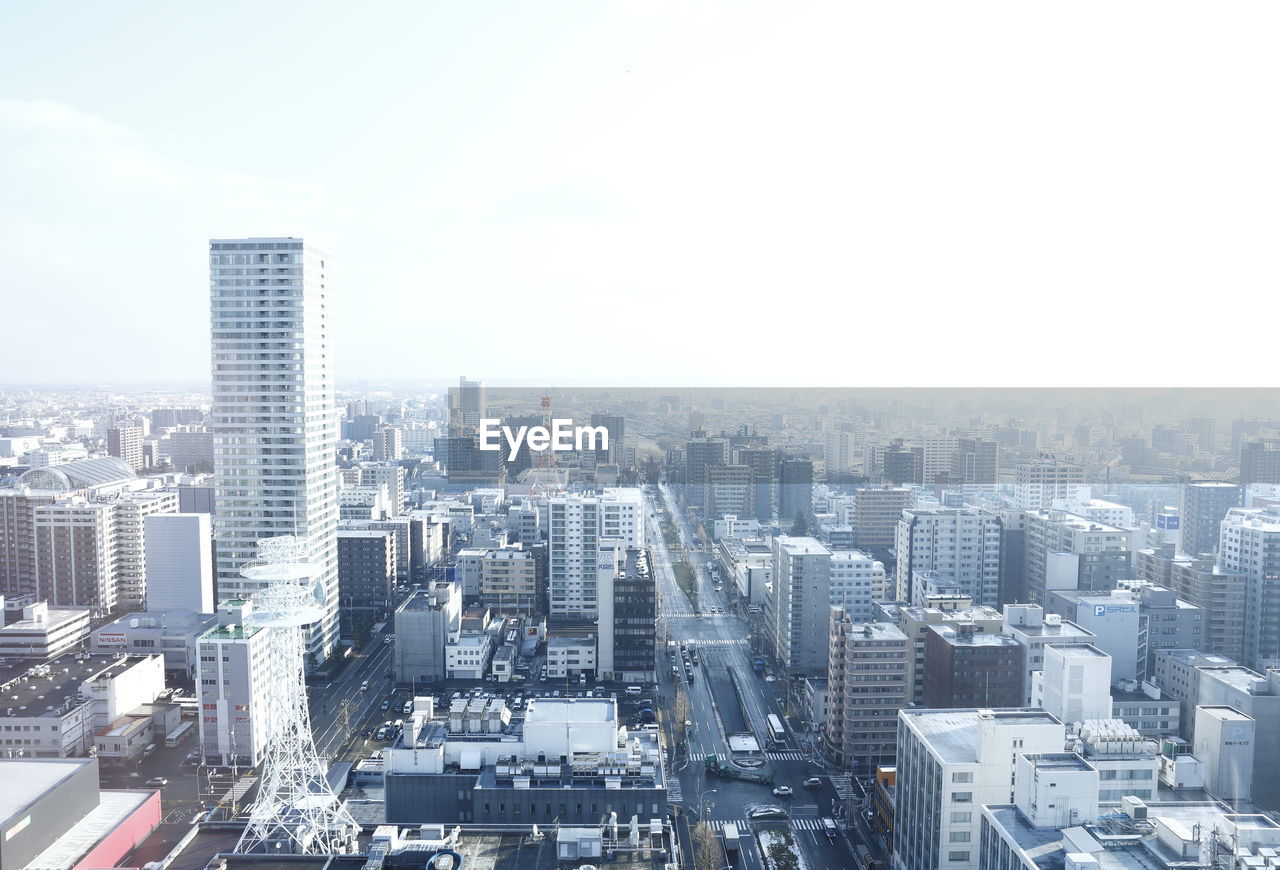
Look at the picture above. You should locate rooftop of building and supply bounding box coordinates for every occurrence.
[901,604,1002,624]
[1021,752,1095,772]
[1052,644,1111,661]
[337,527,395,538]
[1006,618,1095,640]
[1109,684,1175,704]
[1156,648,1235,668]
[1,654,157,720]
[902,708,1063,763]
[447,633,490,649]
[397,584,456,612]
[26,789,155,870]
[13,456,137,492]
[844,620,909,641]
[0,605,91,634]
[929,626,1022,648]
[1197,665,1274,694]
[774,535,831,555]
[1031,509,1128,534]
[200,621,263,641]
[547,635,595,650]
[0,757,89,822]
[1222,506,1280,531]
[1198,704,1252,721]
[985,799,1280,870]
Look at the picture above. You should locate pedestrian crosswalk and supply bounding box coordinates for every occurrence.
[766,750,806,761]
[830,774,853,801]
[667,777,683,803]
[704,818,829,832]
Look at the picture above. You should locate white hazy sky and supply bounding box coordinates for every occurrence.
[2,2,1277,388]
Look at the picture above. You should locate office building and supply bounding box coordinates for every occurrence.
[1194,706,1255,804]
[0,757,162,870]
[921,623,1023,708]
[1195,665,1280,808]
[598,547,656,682]
[824,612,908,768]
[883,598,1004,705]
[1134,584,1203,678]
[447,376,485,435]
[951,437,999,486]
[337,528,396,639]
[830,549,886,623]
[1049,589,1143,682]
[478,547,540,614]
[919,436,959,484]
[851,487,914,549]
[196,599,272,767]
[2,458,166,604]
[1035,643,1114,724]
[384,697,666,825]
[894,708,1066,870]
[684,437,728,508]
[704,464,753,519]
[894,508,1002,606]
[547,489,644,622]
[0,653,165,759]
[394,582,462,682]
[1218,506,1280,669]
[736,446,778,521]
[210,236,341,661]
[883,440,923,486]
[1240,440,1280,489]
[769,536,833,674]
[143,512,214,613]
[1137,544,1246,662]
[161,426,215,472]
[588,413,625,466]
[778,457,814,526]
[90,609,218,678]
[979,778,1280,868]
[106,425,144,471]
[1001,603,1096,704]
[1012,456,1084,510]
[372,426,404,462]
[0,601,92,659]
[1180,481,1239,557]
[1023,509,1133,607]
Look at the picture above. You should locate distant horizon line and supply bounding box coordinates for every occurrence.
[0,381,1273,394]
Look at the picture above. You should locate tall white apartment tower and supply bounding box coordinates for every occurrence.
[209,237,340,660]
[547,488,644,621]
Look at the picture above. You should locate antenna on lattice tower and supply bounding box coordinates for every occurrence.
[234,535,360,855]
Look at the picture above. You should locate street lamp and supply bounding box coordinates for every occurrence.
[697,788,717,821]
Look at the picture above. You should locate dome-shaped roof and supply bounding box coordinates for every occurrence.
[17,456,138,491]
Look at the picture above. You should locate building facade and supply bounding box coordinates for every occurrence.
[210,236,340,661]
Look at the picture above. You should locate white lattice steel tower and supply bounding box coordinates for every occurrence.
[235,536,359,855]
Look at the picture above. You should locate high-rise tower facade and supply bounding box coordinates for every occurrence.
[210,237,340,660]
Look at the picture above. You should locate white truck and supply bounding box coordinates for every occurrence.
[722,822,740,854]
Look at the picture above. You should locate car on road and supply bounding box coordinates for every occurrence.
[803,777,823,789]
[821,817,838,840]
[145,777,169,788]
[714,586,722,592]
[746,805,789,821]
[375,727,388,741]
[381,700,391,711]
[772,786,793,798]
